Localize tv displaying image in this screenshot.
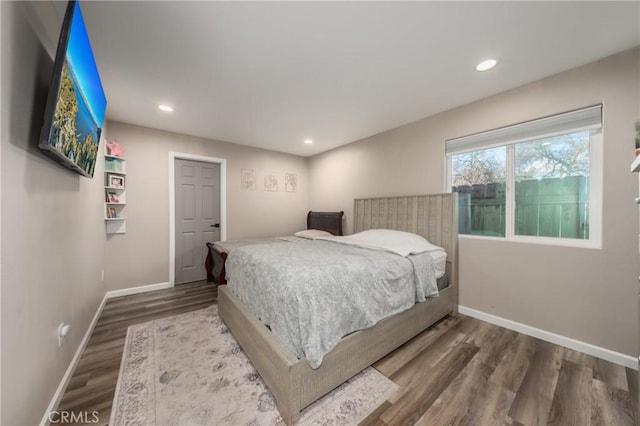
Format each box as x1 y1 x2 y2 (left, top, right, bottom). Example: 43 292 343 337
39 0 106 178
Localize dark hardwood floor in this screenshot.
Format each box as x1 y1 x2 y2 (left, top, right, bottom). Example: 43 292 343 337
56 281 217 425
56 283 636 426
367 315 636 426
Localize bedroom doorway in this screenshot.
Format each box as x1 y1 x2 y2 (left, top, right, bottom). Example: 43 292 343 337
170 153 226 285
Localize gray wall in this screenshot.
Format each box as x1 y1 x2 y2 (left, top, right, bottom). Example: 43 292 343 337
103 121 309 291
309 48 640 357
1 2 107 425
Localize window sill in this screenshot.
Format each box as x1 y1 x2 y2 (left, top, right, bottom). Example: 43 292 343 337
458 233 602 250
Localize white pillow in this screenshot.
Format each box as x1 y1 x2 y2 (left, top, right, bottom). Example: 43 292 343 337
321 229 444 257
294 229 333 239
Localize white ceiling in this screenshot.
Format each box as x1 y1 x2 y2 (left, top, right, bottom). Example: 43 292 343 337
79 1 640 157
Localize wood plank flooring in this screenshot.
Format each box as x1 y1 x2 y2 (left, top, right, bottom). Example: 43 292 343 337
367 315 637 426
55 283 637 426
55 281 217 425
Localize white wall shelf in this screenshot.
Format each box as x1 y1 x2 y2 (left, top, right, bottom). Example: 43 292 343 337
104 146 127 234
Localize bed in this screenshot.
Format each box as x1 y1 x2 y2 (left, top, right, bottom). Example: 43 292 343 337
218 193 458 424
205 211 344 284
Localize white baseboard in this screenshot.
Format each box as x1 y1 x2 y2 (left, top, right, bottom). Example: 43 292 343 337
106 281 172 299
39 294 109 426
458 306 637 370
40 281 173 425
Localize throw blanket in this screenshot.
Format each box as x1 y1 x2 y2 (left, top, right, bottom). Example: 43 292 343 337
226 238 437 369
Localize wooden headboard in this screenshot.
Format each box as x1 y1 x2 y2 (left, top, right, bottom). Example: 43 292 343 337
307 211 344 236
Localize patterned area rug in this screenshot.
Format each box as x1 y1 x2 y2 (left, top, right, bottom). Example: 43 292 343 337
110 305 398 425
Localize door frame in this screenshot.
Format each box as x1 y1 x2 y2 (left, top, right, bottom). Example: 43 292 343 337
169 152 227 286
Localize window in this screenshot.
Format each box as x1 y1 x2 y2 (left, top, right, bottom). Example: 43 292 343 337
451 146 506 237
446 105 602 248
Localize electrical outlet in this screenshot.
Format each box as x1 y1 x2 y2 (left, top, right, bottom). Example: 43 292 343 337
58 323 71 347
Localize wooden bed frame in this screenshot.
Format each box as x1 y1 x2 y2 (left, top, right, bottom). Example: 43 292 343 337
204 244 228 284
205 211 344 284
218 194 458 424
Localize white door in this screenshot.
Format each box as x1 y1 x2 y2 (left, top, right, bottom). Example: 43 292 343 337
175 159 221 284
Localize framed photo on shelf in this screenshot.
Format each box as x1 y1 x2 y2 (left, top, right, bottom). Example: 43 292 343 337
108 174 124 188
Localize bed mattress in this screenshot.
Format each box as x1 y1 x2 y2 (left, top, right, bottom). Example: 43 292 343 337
226 237 443 368
214 235 448 279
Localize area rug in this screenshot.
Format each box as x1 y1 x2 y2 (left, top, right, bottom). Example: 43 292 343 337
110 305 398 425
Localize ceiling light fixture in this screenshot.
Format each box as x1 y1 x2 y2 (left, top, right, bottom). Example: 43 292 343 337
304 139 313 145
476 59 497 72
158 104 174 112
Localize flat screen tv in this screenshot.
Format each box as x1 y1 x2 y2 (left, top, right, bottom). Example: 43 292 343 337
39 0 106 178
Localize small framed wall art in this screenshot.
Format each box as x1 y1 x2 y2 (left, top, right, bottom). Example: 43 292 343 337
265 173 278 192
241 168 256 191
285 173 297 193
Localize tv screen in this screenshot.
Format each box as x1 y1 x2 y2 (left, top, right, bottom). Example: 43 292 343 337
39 0 107 178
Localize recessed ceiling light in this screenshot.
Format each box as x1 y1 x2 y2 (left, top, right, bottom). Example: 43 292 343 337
304 139 313 145
476 59 497 72
158 104 174 112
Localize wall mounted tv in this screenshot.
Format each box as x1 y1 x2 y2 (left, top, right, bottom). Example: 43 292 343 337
39 0 106 178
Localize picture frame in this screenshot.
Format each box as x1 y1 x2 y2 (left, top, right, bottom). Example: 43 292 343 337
285 173 297 193
241 168 256 191
108 174 124 188
265 172 278 192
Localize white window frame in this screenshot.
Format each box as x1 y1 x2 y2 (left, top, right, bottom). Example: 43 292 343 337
445 105 603 249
